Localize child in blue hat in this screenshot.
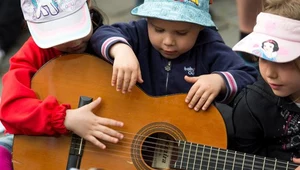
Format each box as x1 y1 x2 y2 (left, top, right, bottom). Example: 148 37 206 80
91 0 258 111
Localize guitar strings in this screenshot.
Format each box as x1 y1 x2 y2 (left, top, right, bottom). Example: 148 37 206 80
71 143 296 170
72 133 293 168
68 133 296 169
71 144 295 170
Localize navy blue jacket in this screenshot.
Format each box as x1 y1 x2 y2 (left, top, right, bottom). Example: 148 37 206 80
91 19 258 103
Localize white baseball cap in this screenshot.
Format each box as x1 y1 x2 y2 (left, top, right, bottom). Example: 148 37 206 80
233 12 300 63
21 0 92 48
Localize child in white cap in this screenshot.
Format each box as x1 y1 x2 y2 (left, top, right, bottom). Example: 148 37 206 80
91 0 258 111
232 0 300 167
0 2 124 168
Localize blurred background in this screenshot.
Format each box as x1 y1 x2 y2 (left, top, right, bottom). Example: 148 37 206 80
0 0 239 90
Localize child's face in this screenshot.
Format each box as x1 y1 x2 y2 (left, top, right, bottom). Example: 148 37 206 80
147 18 203 59
259 58 300 99
53 28 93 53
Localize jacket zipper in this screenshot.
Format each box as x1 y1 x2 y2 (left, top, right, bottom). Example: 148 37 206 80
164 61 172 93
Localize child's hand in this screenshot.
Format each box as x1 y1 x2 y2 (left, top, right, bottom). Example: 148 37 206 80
110 43 143 93
293 157 300 170
64 97 124 149
184 74 226 111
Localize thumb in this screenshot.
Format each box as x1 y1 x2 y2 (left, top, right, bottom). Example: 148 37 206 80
83 97 101 110
137 69 144 83
184 75 198 84
293 157 300 164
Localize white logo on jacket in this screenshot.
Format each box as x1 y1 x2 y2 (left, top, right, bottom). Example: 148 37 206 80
184 66 195 76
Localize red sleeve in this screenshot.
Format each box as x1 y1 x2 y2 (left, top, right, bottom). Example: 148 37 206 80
0 37 71 135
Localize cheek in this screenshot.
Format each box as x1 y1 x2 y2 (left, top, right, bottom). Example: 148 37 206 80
53 30 92 52
258 61 266 74
148 30 161 48
177 36 197 52
283 73 300 97
53 45 66 52
286 68 300 86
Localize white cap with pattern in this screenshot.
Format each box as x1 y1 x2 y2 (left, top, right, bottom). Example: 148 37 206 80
21 0 92 48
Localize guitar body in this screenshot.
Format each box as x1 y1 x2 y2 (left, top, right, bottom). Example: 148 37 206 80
12 54 227 170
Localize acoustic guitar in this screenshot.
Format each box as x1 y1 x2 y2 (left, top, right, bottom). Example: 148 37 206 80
12 54 297 170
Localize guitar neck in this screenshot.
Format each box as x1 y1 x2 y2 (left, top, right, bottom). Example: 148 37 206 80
172 140 298 170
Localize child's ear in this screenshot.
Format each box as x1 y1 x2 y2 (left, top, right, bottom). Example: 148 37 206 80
209 0 213 4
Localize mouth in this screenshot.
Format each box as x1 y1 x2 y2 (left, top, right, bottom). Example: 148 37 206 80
163 50 177 55
70 45 83 51
69 44 87 53
269 83 283 90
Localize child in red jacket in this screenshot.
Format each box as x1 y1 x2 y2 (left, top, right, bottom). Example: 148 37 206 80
0 0 124 161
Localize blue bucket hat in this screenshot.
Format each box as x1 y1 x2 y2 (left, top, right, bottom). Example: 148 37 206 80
131 0 216 28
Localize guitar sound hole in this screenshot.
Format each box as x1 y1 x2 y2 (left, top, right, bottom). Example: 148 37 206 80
141 132 178 169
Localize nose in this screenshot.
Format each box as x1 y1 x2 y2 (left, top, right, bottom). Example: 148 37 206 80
163 34 175 46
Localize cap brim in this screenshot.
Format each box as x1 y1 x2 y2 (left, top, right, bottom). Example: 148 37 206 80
27 3 92 49
131 2 216 28
233 32 300 63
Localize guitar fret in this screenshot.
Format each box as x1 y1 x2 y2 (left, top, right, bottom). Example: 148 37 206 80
274 158 277 170
264 156 279 169
181 141 188 169
263 157 266 169
173 140 182 169
264 156 275 169
223 150 228 170
252 155 256 170
253 154 264 169
195 143 202 169
180 141 186 169
232 151 237 170
200 145 205 169
206 146 212 169
214 148 220 170
69 134 85 155
223 149 238 169
241 153 246 170
234 150 246 169
242 154 253 169
193 144 198 170
186 141 192 169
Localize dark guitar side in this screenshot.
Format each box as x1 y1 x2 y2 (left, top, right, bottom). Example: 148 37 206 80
12 54 227 170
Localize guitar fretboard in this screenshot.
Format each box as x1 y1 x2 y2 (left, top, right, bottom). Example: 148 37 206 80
173 141 298 170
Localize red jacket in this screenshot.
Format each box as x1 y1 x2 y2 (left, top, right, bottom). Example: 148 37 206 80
0 37 71 135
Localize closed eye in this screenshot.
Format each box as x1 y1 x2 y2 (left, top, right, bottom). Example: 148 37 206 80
155 28 164 33
176 31 188 36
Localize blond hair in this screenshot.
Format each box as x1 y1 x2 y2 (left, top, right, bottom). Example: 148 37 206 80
263 0 300 20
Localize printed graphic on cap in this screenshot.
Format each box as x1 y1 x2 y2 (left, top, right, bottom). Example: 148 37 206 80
174 0 199 5
32 0 60 19
252 39 279 61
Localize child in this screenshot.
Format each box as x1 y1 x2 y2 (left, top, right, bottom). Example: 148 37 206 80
0 0 124 156
232 0 300 164
91 0 258 111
